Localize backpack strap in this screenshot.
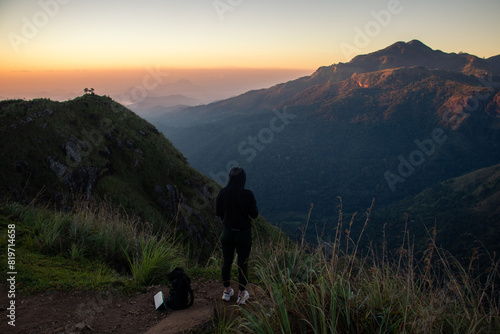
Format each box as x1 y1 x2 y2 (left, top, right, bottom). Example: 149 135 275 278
181 275 194 307
187 284 194 307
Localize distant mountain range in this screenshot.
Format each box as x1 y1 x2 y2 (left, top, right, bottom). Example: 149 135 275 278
114 79 204 117
152 40 500 124
150 40 500 256
128 94 201 117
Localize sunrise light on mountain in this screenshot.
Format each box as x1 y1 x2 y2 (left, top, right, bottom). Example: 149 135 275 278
1 0 499 101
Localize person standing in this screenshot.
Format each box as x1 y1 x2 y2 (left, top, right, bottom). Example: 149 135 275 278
215 167 258 304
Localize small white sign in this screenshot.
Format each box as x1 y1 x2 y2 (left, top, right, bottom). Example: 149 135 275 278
154 291 167 311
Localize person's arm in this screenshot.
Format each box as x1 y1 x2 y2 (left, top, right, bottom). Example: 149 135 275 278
247 191 258 219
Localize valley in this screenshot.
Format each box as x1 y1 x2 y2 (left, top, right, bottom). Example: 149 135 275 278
147 40 500 258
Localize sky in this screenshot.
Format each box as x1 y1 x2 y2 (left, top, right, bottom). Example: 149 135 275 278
1 0 499 102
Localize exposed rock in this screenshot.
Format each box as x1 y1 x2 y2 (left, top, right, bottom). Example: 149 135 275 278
20 116 33 124
486 91 500 117
46 155 67 179
125 139 134 150
155 184 181 218
62 165 99 199
166 184 180 212
61 140 82 164
45 155 100 199
71 321 94 333
132 159 140 169
175 183 217 249
176 213 209 247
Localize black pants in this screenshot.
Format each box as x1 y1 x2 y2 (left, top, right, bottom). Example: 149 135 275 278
221 226 252 291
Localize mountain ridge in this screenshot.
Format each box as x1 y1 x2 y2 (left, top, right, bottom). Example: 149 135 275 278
160 40 500 126
150 40 500 256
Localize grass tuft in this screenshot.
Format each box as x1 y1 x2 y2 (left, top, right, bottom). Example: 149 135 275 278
126 234 183 286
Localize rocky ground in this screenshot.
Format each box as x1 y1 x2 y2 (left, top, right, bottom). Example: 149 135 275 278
0 280 252 334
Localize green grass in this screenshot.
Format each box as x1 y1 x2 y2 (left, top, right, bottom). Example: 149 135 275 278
0 199 186 292
126 234 184 286
11 252 127 293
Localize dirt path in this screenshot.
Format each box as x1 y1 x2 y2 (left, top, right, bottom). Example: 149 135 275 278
0 280 238 334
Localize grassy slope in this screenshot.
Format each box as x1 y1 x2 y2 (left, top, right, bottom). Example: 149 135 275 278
0 95 200 215
0 95 225 259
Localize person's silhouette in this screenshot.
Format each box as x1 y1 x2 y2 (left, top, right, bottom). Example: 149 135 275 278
215 167 258 304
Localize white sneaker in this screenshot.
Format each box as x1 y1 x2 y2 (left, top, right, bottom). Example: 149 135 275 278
237 290 249 305
222 288 234 301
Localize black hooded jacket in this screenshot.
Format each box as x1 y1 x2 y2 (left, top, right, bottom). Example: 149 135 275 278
215 168 258 230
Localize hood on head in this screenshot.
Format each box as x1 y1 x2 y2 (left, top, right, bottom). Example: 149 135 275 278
227 167 246 188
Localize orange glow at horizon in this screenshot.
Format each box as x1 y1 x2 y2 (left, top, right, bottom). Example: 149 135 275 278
1 46 330 73
1 0 499 101
0 66 315 102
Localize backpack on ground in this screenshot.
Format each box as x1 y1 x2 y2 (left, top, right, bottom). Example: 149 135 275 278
166 267 194 310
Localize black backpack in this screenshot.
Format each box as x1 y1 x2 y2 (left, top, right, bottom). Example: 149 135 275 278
166 267 194 310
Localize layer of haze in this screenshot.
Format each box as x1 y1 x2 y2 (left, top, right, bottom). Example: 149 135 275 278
0 67 312 104
1 0 499 102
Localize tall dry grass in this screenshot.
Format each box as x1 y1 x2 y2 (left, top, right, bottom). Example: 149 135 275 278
238 199 500 333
